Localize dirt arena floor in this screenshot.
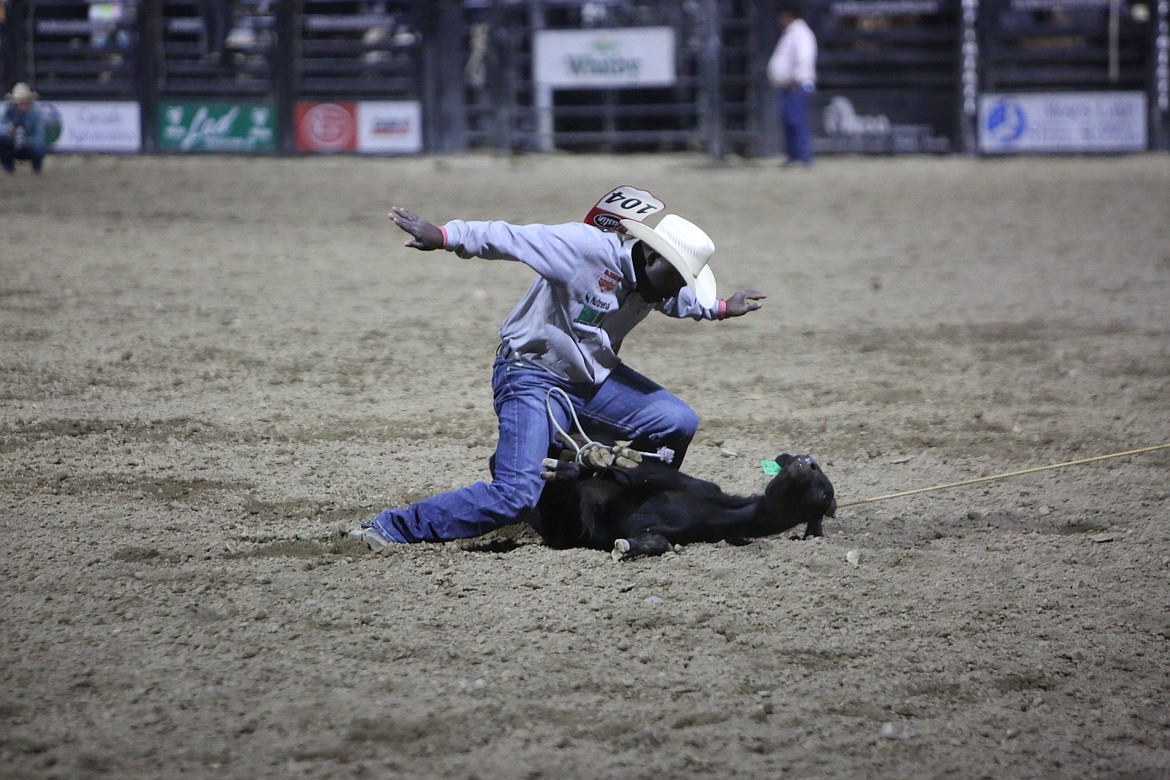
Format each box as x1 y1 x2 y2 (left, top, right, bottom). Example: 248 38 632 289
2 151 1169 779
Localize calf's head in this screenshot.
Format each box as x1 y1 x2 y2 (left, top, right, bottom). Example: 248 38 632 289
761 453 836 538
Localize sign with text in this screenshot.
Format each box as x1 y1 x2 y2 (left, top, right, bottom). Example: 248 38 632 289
158 102 276 153
294 101 420 154
295 101 358 152
355 101 422 154
41 101 141 152
534 27 676 89
814 91 956 154
979 92 1147 153
829 0 943 15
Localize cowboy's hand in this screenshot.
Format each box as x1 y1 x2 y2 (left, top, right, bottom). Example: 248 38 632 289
724 290 767 317
389 206 444 251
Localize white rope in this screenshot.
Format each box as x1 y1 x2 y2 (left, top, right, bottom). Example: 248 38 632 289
838 443 1170 509
544 387 674 465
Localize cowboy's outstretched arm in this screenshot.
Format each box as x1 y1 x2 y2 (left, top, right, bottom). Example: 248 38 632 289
389 206 444 251
723 290 767 317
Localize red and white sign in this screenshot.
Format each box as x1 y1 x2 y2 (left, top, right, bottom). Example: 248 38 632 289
294 100 422 155
295 101 357 152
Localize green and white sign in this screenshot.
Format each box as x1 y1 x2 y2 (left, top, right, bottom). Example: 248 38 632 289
158 102 276 153
533 28 676 89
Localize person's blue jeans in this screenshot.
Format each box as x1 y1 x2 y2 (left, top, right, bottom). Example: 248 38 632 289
0 138 46 173
779 84 814 165
369 356 699 543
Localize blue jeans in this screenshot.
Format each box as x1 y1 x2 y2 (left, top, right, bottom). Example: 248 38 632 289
369 356 699 543
779 85 814 165
0 138 46 173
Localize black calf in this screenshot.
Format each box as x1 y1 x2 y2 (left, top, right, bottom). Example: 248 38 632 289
528 452 837 560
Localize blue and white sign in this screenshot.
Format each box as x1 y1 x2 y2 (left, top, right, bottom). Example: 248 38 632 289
43 101 141 152
534 28 676 89
979 92 1147 153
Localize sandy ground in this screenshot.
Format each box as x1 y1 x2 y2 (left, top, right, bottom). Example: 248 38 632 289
1 151 1169 779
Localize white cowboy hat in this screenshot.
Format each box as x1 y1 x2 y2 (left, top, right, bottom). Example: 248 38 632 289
5 83 38 102
620 214 718 308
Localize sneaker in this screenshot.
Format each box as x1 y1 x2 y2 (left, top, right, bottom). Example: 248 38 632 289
346 521 392 552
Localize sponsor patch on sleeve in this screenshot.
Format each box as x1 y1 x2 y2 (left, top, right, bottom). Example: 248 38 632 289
597 268 622 293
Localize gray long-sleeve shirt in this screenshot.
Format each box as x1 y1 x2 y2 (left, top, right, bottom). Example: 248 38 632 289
441 219 717 385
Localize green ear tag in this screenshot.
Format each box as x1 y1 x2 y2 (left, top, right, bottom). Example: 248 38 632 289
760 460 781 476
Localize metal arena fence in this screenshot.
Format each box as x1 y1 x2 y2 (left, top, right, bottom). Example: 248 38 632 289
1 0 1166 157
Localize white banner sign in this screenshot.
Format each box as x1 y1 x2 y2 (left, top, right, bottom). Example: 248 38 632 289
44 101 141 152
979 92 1147 153
534 27 676 89
356 101 422 154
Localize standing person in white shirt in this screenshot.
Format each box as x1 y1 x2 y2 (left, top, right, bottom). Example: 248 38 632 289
767 2 818 167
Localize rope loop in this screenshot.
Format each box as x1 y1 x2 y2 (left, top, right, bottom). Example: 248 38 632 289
545 387 674 466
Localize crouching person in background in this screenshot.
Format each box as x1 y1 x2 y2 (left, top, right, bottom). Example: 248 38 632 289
1 83 48 175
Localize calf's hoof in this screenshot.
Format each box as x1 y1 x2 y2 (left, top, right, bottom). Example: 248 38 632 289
540 458 582 482
611 538 631 562
612 446 642 469
582 448 615 470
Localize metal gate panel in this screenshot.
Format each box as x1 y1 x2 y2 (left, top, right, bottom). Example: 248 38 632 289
981 0 1151 90
459 0 760 155
807 0 963 154
25 0 139 98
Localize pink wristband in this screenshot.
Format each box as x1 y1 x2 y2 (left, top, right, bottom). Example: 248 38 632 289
439 225 449 248
717 299 727 320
